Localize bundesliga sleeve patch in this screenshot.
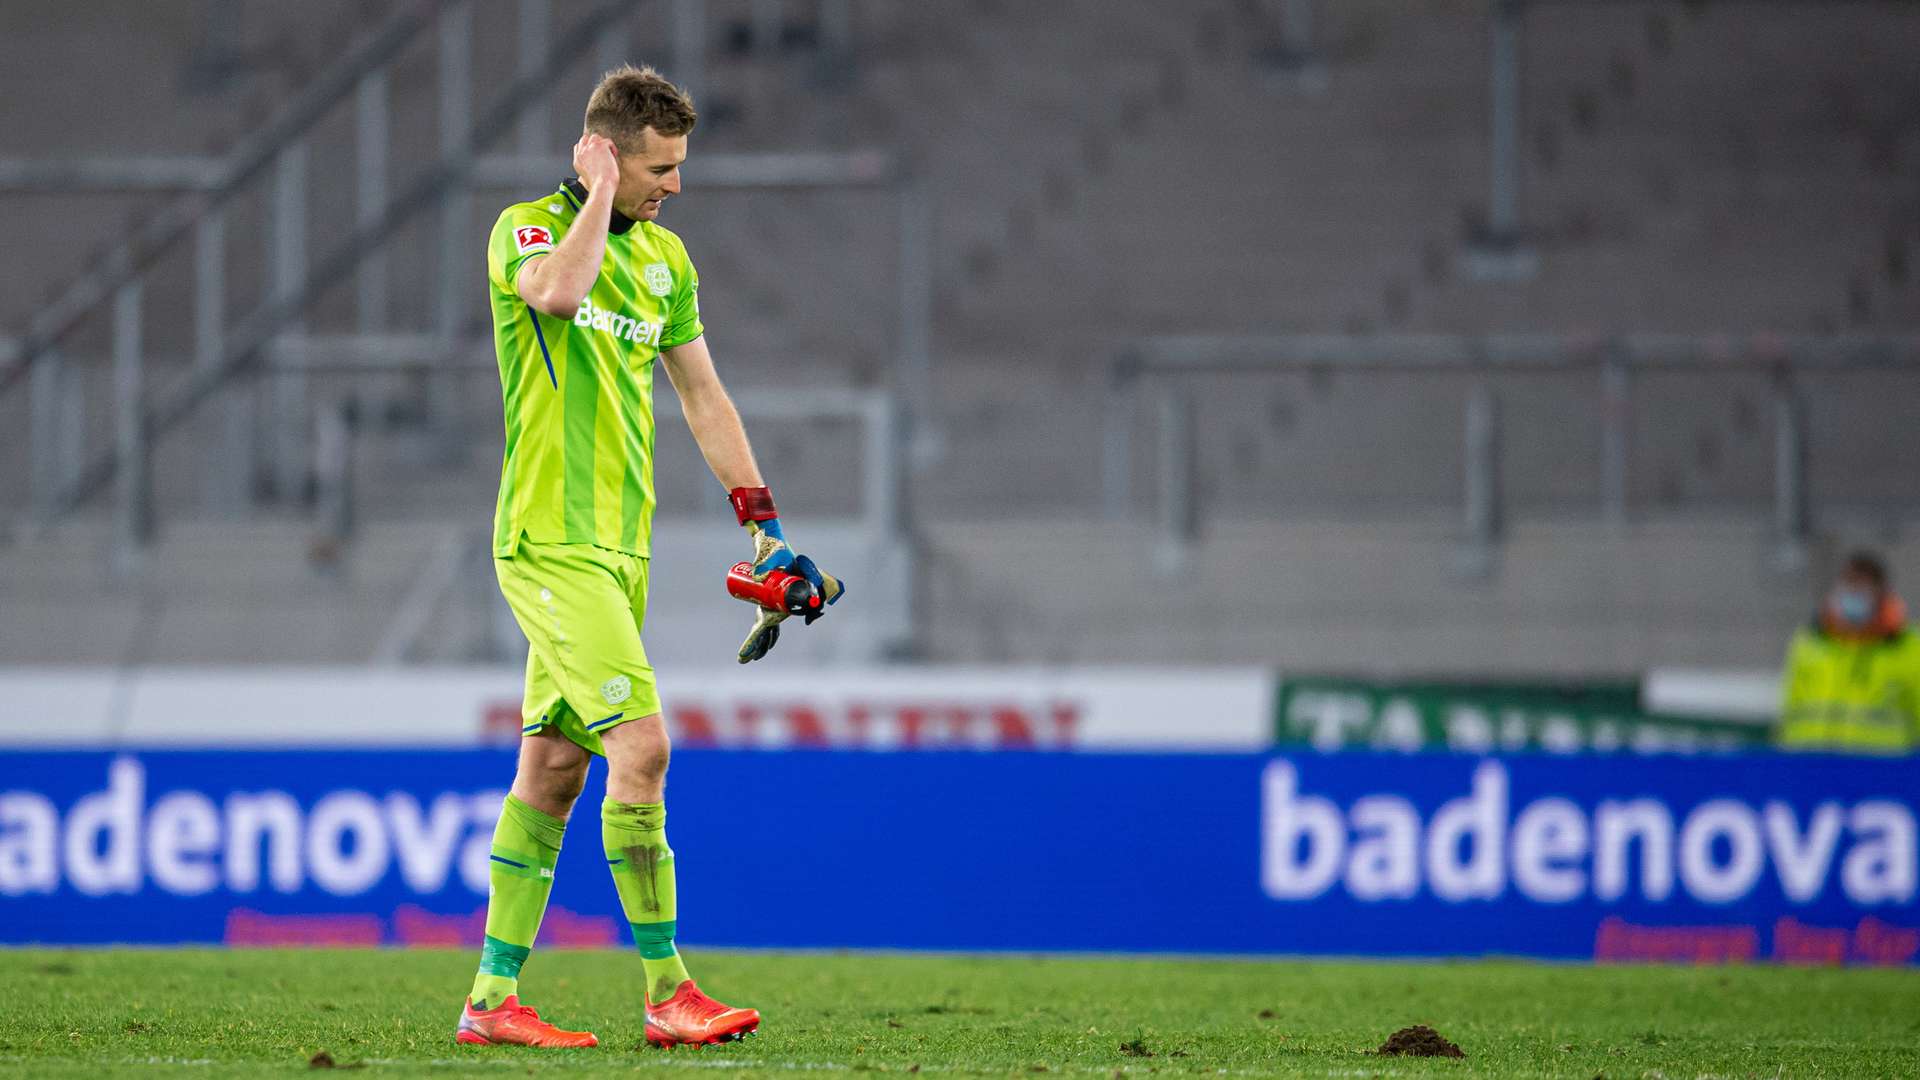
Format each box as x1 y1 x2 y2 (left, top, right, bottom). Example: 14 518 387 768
514 225 554 254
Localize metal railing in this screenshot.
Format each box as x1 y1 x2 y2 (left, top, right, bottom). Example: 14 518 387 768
2 0 922 571
1106 333 1920 573
1464 0 1880 281
298 352 903 664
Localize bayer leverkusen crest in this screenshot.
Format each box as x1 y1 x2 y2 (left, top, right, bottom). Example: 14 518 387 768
643 262 672 297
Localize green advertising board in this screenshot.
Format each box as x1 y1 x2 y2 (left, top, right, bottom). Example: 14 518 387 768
1274 677 1770 753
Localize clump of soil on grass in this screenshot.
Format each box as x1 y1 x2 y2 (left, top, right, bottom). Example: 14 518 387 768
309 1051 337 1069
1377 1025 1464 1058
1118 1037 1153 1057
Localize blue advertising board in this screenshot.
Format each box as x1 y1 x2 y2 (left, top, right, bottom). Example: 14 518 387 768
3 749 1916 963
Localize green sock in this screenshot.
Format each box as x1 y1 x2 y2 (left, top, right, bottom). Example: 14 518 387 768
469 794 566 1009
603 799 691 1003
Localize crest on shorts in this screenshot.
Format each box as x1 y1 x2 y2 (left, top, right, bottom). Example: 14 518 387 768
514 225 553 254
642 262 672 297
600 675 632 706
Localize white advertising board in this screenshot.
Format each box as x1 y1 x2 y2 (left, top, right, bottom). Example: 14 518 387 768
0 666 1273 751
1642 668 1779 722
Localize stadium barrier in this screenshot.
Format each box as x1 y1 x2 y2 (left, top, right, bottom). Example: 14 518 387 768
1274 676 1767 752
0 667 1768 752
4 748 1914 963
0 667 1272 750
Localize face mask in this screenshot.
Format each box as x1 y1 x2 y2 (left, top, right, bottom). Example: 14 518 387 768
1832 587 1878 626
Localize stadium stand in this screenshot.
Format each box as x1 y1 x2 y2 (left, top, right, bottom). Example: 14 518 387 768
1 0 1916 670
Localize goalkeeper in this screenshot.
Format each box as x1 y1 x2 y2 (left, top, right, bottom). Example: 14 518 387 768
456 65 842 1050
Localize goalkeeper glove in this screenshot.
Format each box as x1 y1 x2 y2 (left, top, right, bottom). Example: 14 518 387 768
737 605 786 664
728 486 847 663
789 554 846 623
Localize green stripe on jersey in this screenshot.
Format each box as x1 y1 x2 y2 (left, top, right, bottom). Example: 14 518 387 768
493 312 529 556
484 185 703 559
603 243 654 552
562 326 598 540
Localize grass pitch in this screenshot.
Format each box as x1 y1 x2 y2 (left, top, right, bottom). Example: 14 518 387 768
4 948 1919 1078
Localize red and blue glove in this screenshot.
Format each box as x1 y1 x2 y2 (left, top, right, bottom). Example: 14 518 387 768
728 486 846 663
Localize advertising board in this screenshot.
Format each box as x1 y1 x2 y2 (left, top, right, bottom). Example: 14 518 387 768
5 749 1914 963
0 667 1271 750
1274 677 1767 753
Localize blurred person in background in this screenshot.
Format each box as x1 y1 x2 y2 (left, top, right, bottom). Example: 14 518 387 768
1777 551 1920 753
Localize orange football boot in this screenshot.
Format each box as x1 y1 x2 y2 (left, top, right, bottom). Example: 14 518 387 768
456 995 599 1048
644 980 761 1047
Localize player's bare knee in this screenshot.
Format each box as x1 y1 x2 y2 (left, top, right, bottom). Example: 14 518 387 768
512 757 588 817
601 716 671 799
631 743 670 784
512 731 592 816
615 730 670 781
549 760 591 803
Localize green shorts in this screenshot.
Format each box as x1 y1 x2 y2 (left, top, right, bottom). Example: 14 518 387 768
495 537 661 757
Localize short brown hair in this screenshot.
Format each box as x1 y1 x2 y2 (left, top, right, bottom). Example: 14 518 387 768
584 65 696 149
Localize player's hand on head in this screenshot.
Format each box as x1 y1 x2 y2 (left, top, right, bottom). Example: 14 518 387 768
573 132 620 195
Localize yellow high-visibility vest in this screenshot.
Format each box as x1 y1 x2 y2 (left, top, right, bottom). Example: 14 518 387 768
1777 622 1920 753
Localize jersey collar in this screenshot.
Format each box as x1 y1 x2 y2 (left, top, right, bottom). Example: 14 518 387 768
561 177 639 235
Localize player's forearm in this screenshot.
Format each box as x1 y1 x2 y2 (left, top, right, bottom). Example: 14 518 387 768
517 188 614 317
681 388 765 490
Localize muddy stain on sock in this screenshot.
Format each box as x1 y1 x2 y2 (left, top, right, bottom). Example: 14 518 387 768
620 843 672 914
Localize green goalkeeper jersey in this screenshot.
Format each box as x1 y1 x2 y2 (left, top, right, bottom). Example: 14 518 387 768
486 180 703 559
